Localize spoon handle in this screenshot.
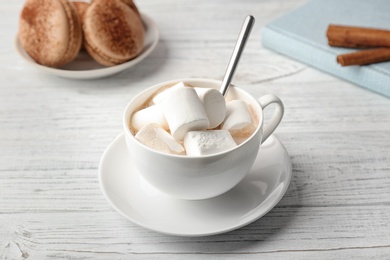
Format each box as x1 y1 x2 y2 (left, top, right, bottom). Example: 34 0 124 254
220 15 255 96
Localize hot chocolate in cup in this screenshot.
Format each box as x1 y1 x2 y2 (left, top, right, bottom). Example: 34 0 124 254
123 78 284 200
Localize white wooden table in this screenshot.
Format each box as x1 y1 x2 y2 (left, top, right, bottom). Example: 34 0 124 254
1 0 390 259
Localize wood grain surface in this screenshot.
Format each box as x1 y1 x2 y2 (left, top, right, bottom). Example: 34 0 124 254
1 0 390 259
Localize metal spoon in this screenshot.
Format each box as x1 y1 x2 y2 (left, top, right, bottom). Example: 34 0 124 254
220 15 255 96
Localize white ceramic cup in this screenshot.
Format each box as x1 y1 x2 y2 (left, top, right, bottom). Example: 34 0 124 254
123 78 284 200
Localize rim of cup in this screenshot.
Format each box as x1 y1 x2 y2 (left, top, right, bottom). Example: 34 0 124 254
123 78 264 158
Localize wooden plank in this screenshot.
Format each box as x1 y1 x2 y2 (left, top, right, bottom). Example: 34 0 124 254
1 206 390 259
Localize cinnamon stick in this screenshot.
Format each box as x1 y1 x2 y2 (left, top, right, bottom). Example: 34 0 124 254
327 40 371 49
337 48 390 66
327 24 390 48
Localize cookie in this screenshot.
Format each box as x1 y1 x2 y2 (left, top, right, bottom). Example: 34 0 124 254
83 0 145 66
18 0 82 67
119 0 141 17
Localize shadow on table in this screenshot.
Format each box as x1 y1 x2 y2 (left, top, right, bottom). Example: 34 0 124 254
175 169 303 253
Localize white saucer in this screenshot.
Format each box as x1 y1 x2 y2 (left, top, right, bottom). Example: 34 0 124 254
15 14 159 80
98 133 292 237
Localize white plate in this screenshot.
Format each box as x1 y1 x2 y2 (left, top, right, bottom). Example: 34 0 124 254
15 14 159 79
98 133 292 237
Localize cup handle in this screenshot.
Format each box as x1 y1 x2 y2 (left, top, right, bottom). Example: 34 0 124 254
257 94 284 144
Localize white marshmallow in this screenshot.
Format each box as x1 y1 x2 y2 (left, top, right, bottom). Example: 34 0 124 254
194 87 226 129
153 83 226 128
184 130 237 156
162 85 209 140
135 123 185 155
131 104 168 132
221 100 253 130
152 82 186 104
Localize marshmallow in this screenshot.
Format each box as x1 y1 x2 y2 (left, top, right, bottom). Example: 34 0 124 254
135 123 185 155
153 83 226 129
184 130 237 156
131 104 168 132
152 82 185 104
221 100 253 130
194 87 226 129
161 85 209 140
